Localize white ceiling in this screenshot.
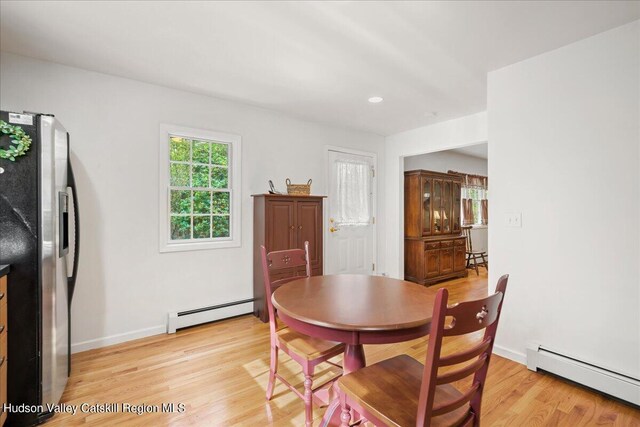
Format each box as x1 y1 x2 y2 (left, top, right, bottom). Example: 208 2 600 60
450 144 488 160
1 1 638 135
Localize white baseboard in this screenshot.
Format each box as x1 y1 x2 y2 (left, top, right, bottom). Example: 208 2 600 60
493 344 527 365
71 325 165 354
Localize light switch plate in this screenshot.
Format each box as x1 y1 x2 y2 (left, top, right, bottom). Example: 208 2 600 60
505 212 522 227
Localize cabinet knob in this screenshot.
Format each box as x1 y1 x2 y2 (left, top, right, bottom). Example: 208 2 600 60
298 225 303 230
0 292 4 300
290 225 295 230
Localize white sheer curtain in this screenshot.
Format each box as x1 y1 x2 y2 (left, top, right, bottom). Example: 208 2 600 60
332 159 371 226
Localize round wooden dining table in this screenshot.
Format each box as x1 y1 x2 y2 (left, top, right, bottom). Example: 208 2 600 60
272 274 439 427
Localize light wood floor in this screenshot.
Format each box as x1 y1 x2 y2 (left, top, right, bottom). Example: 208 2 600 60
45 270 639 426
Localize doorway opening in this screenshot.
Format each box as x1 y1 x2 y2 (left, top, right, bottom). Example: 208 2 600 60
402 143 488 284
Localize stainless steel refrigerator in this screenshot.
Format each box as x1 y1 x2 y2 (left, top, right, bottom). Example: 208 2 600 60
0 111 79 426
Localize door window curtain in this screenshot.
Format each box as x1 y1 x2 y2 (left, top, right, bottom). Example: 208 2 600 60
449 171 488 225
332 159 371 226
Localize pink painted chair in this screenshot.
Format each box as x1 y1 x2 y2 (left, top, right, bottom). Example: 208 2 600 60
338 274 509 427
261 242 344 427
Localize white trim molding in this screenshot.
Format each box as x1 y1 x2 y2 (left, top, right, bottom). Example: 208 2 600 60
159 123 242 252
493 344 527 365
71 325 165 353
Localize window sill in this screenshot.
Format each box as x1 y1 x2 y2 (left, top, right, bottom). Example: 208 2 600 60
159 239 241 253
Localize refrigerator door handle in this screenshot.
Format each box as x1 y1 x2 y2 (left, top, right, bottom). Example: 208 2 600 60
58 191 69 257
67 155 80 303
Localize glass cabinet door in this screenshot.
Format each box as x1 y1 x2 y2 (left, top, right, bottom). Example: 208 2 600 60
422 177 431 235
452 181 461 233
443 180 452 233
433 180 442 234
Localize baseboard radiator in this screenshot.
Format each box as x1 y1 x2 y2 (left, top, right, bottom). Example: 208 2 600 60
167 298 254 334
526 344 640 406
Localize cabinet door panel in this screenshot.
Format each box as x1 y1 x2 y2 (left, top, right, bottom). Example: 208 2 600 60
433 180 442 234
442 181 452 233
266 200 295 251
422 177 432 236
296 201 322 266
440 248 453 274
425 249 440 278
452 181 461 233
454 245 466 271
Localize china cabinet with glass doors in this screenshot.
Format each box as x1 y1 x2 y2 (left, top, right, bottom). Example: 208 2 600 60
404 170 467 285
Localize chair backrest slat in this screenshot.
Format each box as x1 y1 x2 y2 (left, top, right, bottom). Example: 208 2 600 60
260 242 311 338
462 225 473 252
431 383 480 417
416 274 509 426
436 354 487 385
439 337 492 367
443 292 503 336
266 249 308 270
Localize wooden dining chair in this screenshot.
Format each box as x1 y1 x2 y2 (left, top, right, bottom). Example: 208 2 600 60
261 242 344 427
462 226 488 276
337 274 509 427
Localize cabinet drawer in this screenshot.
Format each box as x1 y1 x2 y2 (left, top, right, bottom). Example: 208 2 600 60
454 238 466 246
440 240 453 248
425 242 440 250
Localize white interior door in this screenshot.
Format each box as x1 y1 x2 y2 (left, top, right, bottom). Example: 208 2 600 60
325 149 376 275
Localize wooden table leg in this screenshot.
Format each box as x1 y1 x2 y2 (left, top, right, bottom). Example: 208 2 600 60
320 344 366 427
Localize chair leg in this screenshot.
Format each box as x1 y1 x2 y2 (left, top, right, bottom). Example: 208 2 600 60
473 255 479 275
481 254 488 271
340 395 351 427
266 346 278 400
303 365 314 427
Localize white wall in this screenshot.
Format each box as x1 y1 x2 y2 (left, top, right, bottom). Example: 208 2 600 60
403 149 488 176
404 149 488 252
0 52 385 351
488 21 639 377
384 112 488 279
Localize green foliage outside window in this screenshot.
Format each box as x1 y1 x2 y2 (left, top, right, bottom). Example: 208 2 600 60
192 165 209 187
169 136 231 241
212 216 230 238
170 216 191 240
170 163 189 186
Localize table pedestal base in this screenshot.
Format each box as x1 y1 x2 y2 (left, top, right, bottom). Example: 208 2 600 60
320 344 366 427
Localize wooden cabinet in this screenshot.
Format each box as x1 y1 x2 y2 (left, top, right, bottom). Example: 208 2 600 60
0 272 7 426
405 170 467 285
253 194 325 322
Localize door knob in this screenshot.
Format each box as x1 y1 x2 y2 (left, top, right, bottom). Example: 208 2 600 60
329 226 339 233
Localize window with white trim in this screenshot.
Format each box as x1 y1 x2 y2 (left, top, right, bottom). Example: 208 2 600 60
159 124 241 252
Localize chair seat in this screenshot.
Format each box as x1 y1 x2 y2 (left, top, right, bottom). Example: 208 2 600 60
276 328 344 361
467 250 486 255
338 355 471 427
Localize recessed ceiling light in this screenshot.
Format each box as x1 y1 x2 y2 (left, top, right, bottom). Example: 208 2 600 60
368 96 383 104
